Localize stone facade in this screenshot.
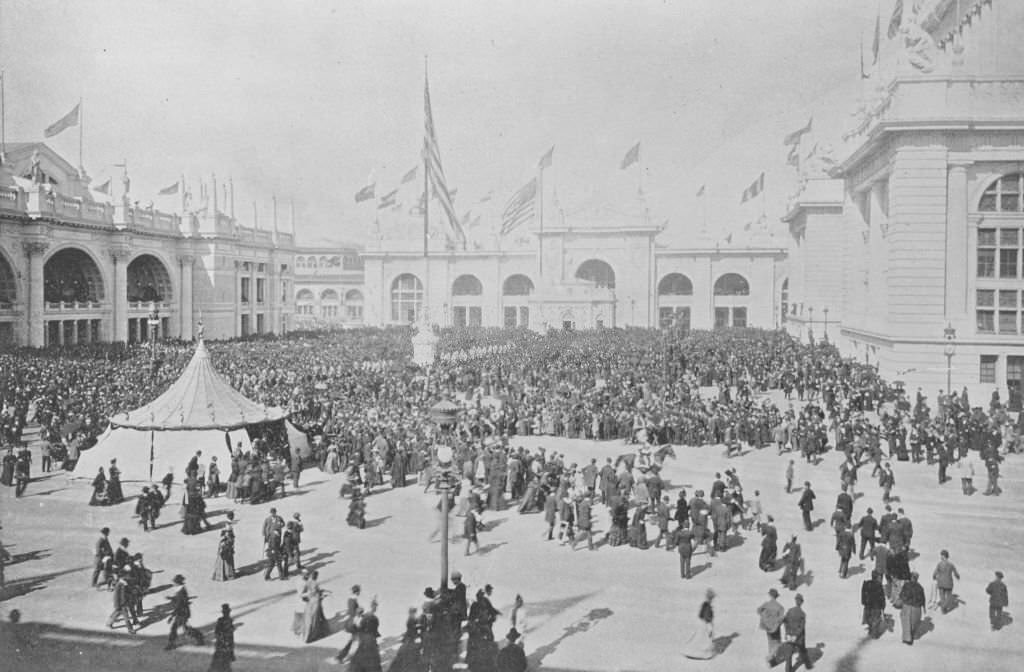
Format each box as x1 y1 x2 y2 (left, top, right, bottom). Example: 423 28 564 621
293 247 365 328
0 142 295 346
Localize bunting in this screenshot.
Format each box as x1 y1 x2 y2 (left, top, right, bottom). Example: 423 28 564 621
740 172 764 203
378 189 398 209
538 145 554 169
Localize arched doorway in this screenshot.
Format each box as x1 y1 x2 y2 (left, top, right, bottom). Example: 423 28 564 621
391 273 423 323
657 272 693 329
295 289 315 316
451 274 483 327
320 289 340 320
43 247 106 346
575 259 615 289
502 274 533 328
0 251 17 345
713 272 750 328
126 254 174 343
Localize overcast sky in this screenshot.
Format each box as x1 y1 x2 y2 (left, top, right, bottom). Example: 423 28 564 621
1 0 888 246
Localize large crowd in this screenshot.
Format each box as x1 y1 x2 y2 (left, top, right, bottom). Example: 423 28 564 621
2 325 1022 671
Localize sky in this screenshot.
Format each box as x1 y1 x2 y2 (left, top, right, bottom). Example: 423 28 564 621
0 0 892 247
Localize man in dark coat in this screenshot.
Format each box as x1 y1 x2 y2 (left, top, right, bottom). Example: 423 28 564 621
898 572 927 645
861 570 886 638
574 495 594 551
165 574 203 650
106 569 136 634
837 525 856 579
495 629 528 672
675 525 694 579
782 593 814 671
797 482 816 532
987 570 1009 630
835 484 853 526
854 507 878 559
92 527 113 588
759 516 779 571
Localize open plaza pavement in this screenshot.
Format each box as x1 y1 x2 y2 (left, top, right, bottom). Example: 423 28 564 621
2 412 1023 672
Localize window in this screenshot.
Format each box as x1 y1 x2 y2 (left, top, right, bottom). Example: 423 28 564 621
453 306 467 328
732 307 747 328
997 290 1021 334
976 225 1024 333
658 273 693 296
977 229 996 278
504 307 517 328
519 306 529 328
391 274 423 323
452 275 483 296
979 173 1024 212
714 307 729 329
469 306 482 327
256 278 265 304
240 277 250 304
713 273 749 296
980 355 998 384
977 289 995 333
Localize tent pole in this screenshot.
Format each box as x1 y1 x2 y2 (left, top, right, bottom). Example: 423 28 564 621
149 431 154 482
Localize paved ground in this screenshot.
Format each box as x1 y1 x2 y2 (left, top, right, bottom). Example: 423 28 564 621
2 421 1023 671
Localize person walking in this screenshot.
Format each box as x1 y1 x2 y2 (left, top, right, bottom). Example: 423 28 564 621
757 588 786 662
675 525 694 579
759 515 778 572
785 460 795 494
861 570 886 638
986 570 1009 630
92 527 114 589
898 572 927 645
683 588 716 660
165 574 203 650
854 508 878 560
263 525 286 581
782 535 803 591
782 593 814 671
574 495 594 551
106 569 137 634
797 483 815 532
209 603 236 672
837 525 856 579
212 523 236 582
653 495 672 550
932 549 960 613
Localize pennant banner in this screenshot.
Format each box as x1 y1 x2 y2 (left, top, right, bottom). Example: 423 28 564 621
158 181 179 196
620 142 640 169
354 183 375 203
93 179 111 195
378 189 398 209
401 166 418 184
783 117 813 146
740 172 764 203
538 145 554 169
43 103 80 138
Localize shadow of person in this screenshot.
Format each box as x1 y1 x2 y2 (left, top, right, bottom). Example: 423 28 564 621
712 631 739 655
364 516 392 528
916 616 935 639
846 565 867 578
808 641 827 665
690 562 713 578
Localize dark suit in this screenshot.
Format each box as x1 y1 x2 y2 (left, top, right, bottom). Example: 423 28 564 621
798 488 815 531
92 535 113 586
782 604 813 671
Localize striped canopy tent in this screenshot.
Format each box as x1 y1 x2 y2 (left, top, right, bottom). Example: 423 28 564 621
74 340 289 482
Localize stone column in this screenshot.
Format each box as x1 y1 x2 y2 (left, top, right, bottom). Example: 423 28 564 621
110 249 131 343
233 260 241 337
249 262 257 333
946 162 971 323
177 254 194 340
21 241 49 347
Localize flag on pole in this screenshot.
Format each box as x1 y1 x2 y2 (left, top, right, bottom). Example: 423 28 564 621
783 117 813 146
696 184 706 198
887 0 904 39
378 188 398 209
740 172 764 203
872 12 881 64
620 142 640 169
93 178 111 194
860 33 870 79
538 145 554 169
401 166 418 184
43 103 80 138
158 181 179 195
424 74 466 246
500 177 537 235
354 183 375 203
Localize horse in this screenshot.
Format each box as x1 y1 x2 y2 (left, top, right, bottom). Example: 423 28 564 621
615 444 677 472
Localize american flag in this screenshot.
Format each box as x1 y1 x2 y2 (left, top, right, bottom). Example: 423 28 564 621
501 177 537 236
423 75 466 247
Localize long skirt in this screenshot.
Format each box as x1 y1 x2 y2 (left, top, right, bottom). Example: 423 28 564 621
606 522 628 547
683 619 715 659
302 596 328 643
900 604 921 643
212 553 235 581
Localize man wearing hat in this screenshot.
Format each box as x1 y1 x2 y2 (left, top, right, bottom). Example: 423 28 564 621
797 482 815 532
495 629 527 672
757 588 785 660
106 566 136 634
209 603 236 671
986 571 1008 630
92 527 113 589
782 593 813 670
165 574 203 650
897 571 927 645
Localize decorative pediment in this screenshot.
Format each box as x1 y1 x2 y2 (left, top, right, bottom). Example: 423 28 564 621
2 142 81 194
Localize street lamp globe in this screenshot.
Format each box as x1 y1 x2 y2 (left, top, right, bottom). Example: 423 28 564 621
436 444 453 466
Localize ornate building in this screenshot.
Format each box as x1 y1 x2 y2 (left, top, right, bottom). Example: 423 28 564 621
0 142 295 347
292 246 365 328
787 0 1024 409
362 197 787 331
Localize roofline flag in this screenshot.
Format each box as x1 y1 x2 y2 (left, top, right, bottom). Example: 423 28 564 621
424 71 466 247
94 178 111 194
696 184 706 198
378 188 398 209
158 181 179 195
872 11 881 64
354 183 375 203
500 177 538 236
401 166 418 184
43 103 80 138
783 117 813 146
740 172 764 203
887 0 904 40
538 145 554 169
620 142 640 169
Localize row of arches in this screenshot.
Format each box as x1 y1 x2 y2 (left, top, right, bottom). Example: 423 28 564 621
0 248 175 305
295 288 364 320
657 272 750 296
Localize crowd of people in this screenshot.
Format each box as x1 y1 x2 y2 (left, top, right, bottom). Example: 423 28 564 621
2 324 1021 670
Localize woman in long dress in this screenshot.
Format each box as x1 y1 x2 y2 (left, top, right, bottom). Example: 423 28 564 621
606 495 629 547
388 608 423 672
89 467 107 506
106 460 124 504
628 504 649 549
350 600 383 672
301 570 329 643
211 525 235 581
683 589 716 660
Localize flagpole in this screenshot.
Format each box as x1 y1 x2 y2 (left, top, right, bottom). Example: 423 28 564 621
78 97 84 174
538 162 544 279
0 70 6 162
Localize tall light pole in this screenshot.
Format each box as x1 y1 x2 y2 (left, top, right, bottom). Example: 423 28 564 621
822 307 830 344
944 323 957 395
807 306 815 343
435 443 454 590
148 300 160 371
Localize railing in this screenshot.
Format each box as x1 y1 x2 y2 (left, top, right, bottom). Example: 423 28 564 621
0 186 24 210
127 301 171 311
44 301 103 312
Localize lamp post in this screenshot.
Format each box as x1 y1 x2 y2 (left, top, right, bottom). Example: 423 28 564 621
822 307 830 344
147 301 160 370
429 398 460 591
807 306 815 343
944 323 957 395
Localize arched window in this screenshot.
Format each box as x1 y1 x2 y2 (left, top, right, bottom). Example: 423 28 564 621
452 274 483 296
296 256 305 268
391 273 423 323
44 248 105 303
658 273 693 296
308 257 318 268
575 259 615 289
0 252 18 305
295 288 315 316
320 289 339 302
320 289 340 319
714 273 750 296
502 274 534 296
127 254 173 304
345 289 364 322
979 173 1024 212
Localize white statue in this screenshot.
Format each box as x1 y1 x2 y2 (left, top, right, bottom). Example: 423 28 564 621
901 9 937 73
